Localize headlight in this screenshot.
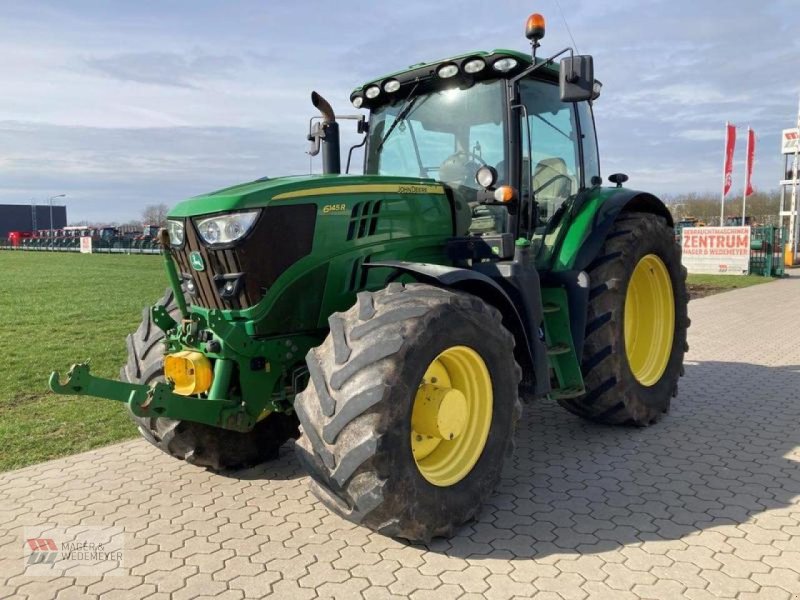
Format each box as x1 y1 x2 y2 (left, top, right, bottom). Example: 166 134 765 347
166 219 185 246
365 85 380 99
464 58 486 74
493 57 518 72
475 165 498 189
383 79 400 93
437 63 459 79
352 95 364 108
194 210 260 246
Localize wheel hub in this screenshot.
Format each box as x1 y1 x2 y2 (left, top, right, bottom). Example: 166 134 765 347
410 346 493 487
412 384 468 440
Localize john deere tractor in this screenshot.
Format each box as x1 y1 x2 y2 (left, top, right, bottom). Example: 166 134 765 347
51 13 688 542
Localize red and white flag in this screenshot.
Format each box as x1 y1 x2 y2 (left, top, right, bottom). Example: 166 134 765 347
722 122 736 198
744 128 755 197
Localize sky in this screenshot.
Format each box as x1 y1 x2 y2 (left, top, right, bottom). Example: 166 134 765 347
0 0 798 223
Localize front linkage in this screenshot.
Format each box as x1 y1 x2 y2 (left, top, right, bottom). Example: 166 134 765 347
49 231 313 433
49 362 254 431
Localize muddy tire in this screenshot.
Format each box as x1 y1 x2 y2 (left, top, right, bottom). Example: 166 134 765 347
294 283 522 542
558 212 689 425
121 288 298 470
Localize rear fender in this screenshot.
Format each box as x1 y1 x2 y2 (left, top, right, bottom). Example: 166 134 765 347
552 187 673 273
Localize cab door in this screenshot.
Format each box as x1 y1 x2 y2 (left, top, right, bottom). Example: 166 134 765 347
518 78 600 233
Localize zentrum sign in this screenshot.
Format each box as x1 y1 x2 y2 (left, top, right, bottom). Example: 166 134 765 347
681 226 751 275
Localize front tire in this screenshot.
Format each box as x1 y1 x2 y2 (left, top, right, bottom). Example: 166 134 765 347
558 212 689 425
121 288 298 470
294 283 522 542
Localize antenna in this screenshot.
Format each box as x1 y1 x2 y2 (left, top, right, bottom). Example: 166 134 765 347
553 0 580 53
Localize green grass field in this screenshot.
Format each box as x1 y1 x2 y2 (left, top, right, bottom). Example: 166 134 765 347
0 252 166 471
686 273 774 298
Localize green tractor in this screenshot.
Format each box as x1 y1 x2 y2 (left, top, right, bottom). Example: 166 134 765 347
50 13 688 542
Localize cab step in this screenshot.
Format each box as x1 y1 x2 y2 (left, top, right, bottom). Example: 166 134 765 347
546 343 571 356
541 286 585 400
548 386 586 400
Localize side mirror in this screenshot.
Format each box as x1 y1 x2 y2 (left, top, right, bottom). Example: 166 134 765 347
307 121 323 157
559 55 594 102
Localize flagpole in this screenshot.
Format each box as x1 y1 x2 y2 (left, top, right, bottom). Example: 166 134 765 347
720 122 728 226
789 94 800 264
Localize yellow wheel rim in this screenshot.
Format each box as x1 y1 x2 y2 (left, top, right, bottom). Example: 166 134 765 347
624 254 675 386
411 346 493 487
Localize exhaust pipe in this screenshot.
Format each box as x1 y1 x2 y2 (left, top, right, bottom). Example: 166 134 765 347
311 91 341 175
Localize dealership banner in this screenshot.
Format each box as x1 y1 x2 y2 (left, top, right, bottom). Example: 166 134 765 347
722 123 736 197
744 128 755 197
782 128 798 154
681 226 751 275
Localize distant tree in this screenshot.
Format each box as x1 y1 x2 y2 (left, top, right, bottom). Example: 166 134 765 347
141 204 170 226
665 189 781 226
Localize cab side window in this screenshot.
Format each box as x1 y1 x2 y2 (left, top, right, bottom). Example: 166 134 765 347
577 101 600 185
519 79 579 223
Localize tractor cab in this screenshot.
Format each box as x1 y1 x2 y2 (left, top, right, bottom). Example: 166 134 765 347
141 224 160 239
350 30 599 261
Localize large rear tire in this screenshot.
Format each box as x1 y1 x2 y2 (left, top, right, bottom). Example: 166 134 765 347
558 212 689 425
121 288 298 470
294 283 522 542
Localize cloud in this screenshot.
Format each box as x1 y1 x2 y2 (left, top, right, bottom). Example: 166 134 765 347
85 51 244 88
622 84 751 108
675 129 725 142
0 117 366 223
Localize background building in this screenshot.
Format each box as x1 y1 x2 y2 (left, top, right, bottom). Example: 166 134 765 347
0 204 67 239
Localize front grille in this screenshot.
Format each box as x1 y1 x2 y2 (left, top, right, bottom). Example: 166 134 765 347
173 204 317 310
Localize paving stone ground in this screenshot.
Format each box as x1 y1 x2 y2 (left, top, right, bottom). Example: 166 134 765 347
1 274 799 599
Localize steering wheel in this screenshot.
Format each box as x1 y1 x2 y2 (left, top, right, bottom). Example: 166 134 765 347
439 150 488 186
456 150 488 166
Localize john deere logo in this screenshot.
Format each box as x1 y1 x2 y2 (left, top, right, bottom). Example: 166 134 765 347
189 251 205 271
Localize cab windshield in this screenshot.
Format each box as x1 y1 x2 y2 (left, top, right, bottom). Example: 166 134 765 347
365 80 507 233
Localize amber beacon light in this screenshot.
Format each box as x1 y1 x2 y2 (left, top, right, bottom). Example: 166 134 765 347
525 13 546 42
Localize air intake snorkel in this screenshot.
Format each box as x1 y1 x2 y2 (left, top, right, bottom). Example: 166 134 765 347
309 91 341 174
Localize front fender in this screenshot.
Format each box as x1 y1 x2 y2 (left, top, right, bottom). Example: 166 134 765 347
551 187 672 273
364 260 544 395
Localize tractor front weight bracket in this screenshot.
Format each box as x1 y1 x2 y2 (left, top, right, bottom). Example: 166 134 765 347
48 363 256 432
205 309 259 355
151 304 177 335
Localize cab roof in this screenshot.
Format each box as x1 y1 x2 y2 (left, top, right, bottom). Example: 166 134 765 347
351 49 560 110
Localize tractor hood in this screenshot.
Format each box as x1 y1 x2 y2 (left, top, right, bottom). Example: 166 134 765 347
168 174 446 218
